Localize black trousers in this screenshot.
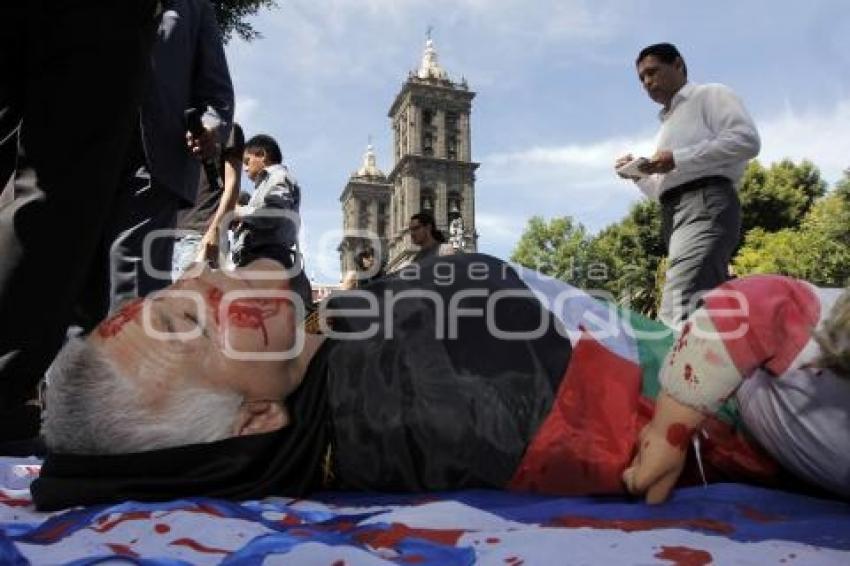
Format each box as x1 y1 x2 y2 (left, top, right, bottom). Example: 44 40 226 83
0 0 158 438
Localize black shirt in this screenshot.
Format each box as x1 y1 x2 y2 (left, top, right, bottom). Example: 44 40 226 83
176 123 244 233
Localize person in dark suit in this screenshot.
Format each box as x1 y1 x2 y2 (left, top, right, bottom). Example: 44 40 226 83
74 0 234 332
0 0 161 448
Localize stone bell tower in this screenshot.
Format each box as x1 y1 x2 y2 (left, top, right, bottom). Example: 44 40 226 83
384 37 479 268
338 143 393 274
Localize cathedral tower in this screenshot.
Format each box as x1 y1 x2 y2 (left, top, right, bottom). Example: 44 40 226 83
385 38 478 267
338 143 392 274
338 37 478 276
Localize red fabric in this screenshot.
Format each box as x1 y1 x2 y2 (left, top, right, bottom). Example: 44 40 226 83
509 334 642 495
509 333 781 496
702 275 819 377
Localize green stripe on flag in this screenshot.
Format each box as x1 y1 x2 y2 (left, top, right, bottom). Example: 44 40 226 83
620 307 742 427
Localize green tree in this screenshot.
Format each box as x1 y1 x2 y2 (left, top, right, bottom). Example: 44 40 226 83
212 0 277 43
734 191 850 287
587 200 665 316
738 159 827 234
510 216 595 288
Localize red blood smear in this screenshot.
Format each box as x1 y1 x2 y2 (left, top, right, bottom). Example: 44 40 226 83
211 288 287 346
90 511 153 533
227 302 269 345
279 513 303 526
106 543 140 558
654 545 713 566
154 523 171 534
0 491 31 507
28 518 79 543
666 423 694 451
187 502 226 518
355 523 465 549
737 504 784 523
677 323 692 352
550 516 733 535
169 537 230 555
486 537 501 544
207 288 223 324
97 298 144 338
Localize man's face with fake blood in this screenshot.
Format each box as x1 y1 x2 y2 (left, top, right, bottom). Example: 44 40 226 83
89 259 304 409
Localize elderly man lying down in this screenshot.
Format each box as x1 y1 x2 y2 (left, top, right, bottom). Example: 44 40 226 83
32 254 850 510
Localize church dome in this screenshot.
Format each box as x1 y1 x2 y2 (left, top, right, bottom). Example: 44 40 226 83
417 38 449 81
353 143 385 179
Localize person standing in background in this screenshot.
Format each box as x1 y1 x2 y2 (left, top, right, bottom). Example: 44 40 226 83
172 123 244 277
616 43 759 328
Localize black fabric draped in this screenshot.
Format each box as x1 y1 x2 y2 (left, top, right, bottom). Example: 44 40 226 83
324 254 572 491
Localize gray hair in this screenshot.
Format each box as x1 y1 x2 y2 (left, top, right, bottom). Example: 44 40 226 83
42 337 243 454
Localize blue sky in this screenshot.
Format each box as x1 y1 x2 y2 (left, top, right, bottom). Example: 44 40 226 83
223 0 850 283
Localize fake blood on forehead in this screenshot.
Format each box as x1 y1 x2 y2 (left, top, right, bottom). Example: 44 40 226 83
98 299 144 338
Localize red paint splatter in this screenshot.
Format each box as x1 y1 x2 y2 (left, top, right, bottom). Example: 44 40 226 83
683 364 693 381
186 502 226 518
105 543 140 558
0 491 32 507
227 301 270 345
505 558 524 565
355 523 466 549
666 423 694 451
207 287 224 324
654 545 713 566
403 556 425 564
737 505 784 523
90 511 153 533
677 323 692 351
97 298 144 338
154 523 171 534
169 537 230 555
703 349 725 366
28 518 80 543
209 286 289 346
549 516 733 535
486 537 501 544
279 513 303 526
331 561 346 566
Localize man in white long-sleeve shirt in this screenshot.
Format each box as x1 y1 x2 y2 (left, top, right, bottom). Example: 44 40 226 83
615 43 760 328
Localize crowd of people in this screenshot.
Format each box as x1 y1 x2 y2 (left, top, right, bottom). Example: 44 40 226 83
0 3 847 511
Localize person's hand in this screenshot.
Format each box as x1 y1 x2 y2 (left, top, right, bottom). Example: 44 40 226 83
197 228 220 266
186 126 219 161
615 154 643 180
622 393 703 504
639 150 675 175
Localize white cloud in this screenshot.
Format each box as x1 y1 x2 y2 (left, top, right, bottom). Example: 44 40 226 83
234 95 259 128
757 99 850 184
472 97 850 261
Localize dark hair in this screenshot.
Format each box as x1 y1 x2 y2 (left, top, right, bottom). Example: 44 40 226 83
244 134 282 164
410 211 446 243
354 247 375 269
636 42 687 78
